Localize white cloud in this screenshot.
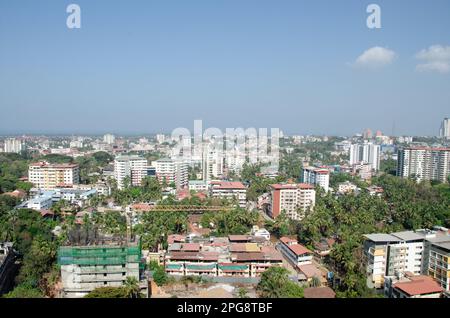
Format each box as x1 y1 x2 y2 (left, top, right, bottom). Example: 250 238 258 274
354 46 396 69
415 45 450 74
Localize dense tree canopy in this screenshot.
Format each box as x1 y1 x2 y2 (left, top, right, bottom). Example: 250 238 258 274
257 267 304 298
299 174 450 297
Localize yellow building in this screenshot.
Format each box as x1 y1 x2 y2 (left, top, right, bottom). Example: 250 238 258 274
28 161 80 189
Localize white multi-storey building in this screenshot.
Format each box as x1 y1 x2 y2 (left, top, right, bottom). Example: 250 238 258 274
440 118 450 139
397 147 450 183
156 134 166 144
224 148 246 175
153 158 188 189
69 139 83 148
103 134 115 145
364 232 426 289
337 181 358 194
28 162 80 189
27 195 53 210
114 155 148 189
349 142 380 171
188 180 208 192
268 184 316 221
3 138 23 153
301 166 330 192
202 145 224 181
210 181 247 208
362 229 450 289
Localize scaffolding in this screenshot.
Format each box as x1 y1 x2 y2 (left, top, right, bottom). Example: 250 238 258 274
58 240 143 269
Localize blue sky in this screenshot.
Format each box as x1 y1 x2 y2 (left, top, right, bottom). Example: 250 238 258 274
0 0 449 136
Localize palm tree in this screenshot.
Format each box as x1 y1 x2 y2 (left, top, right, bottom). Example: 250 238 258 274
123 276 141 298
257 266 289 298
310 276 321 288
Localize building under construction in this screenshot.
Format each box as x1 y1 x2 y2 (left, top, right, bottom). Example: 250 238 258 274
58 228 144 298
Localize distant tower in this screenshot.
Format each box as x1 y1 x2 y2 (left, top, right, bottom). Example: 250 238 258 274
363 129 373 139
440 118 450 139
3 138 23 153
103 133 115 145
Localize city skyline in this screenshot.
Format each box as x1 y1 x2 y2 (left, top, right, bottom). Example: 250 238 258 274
1 0 449 135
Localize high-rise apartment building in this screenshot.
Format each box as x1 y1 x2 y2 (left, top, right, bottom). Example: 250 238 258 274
301 166 330 192
349 142 380 171
3 138 23 153
153 158 188 189
202 145 224 181
156 134 165 144
268 184 316 221
28 161 80 189
363 128 373 139
114 155 148 189
439 118 450 139
397 147 450 183
103 134 115 145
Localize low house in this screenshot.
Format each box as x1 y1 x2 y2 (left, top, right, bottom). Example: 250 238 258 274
313 238 335 258
298 264 326 284
384 273 443 298
304 286 336 298
27 195 53 211
165 236 282 278
278 237 313 268
251 226 271 241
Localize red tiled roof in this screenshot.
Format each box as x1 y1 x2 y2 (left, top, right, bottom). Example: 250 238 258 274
167 234 185 244
289 244 312 256
270 184 298 190
168 251 219 262
280 236 298 245
304 287 336 298
270 183 315 190
297 183 315 189
314 170 330 175
228 235 251 242
298 264 323 278
180 243 200 252
213 181 246 189
30 161 79 168
394 276 443 296
234 252 282 262
40 209 54 217
229 243 248 253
